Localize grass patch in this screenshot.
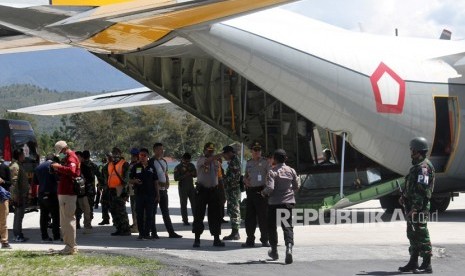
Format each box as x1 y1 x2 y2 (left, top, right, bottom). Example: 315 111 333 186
0 250 162 276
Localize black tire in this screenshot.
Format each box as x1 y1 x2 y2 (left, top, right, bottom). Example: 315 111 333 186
430 196 451 213
379 195 402 213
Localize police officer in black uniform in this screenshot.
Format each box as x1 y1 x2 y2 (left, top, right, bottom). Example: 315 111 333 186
242 142 271 248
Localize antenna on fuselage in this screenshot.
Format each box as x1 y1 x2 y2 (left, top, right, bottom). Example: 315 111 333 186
439 29 452 40
395 28 398 36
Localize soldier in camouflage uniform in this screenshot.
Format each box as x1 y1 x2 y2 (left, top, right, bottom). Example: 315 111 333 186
98 154 112 225
222 145 242 241
398 137 434 274
10 149 30 242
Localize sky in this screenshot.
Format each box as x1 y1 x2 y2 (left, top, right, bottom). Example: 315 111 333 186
3 0 465 39
288 0 465 39
1 0 464 92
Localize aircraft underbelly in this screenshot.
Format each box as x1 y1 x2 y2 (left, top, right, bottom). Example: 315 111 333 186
187 24 446 175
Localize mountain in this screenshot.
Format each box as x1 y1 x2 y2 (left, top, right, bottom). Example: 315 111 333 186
0 48 142 92
0 84 91 133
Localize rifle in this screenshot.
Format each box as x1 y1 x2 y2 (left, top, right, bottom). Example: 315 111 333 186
397 180 414 232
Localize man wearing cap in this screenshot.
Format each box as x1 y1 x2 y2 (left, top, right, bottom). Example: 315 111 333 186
106 147 131 236
192 142 225 247
261 149 299 264
128 148 140 232
174 152 197 226
222 145 242 241
51 140 80 255
242 142 271 248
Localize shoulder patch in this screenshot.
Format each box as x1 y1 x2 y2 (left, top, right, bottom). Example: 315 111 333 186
417 174 429 185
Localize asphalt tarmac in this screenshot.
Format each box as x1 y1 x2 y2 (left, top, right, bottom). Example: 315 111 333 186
6 189 465 275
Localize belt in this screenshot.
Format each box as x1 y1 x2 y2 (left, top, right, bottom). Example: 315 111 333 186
159 182 167 190
247 185 265 191
197 185 218 191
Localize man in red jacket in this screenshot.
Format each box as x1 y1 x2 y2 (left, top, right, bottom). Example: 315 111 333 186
51 140 80 255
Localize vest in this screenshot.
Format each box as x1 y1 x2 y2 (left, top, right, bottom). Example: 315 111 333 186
108 160 125 188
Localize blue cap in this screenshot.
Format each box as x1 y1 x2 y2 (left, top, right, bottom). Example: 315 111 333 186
130 148 140 155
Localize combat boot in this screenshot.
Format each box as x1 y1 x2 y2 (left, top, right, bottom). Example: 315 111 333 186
222 229 240 240
213 235 225 247
193 233 201 248
413 256 432 274
285 243 293 264
399 252 419 272
98 219 110 225
268 245 279 260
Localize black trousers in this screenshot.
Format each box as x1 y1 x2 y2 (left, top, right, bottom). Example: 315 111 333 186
39 194 60 240
245 187 268 243
136 195 154 237
192 185 222 236
178 183 196 223
151 190 175 235
101 188 111 221
268 204 294 247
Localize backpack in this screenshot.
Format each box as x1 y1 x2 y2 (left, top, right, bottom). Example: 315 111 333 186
73 176 86 196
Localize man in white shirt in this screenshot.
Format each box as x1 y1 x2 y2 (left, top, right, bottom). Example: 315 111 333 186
149 143 182 239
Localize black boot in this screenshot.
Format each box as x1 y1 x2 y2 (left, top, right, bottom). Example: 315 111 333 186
222 229 240 240
414 256 432 274
399 252 419 272
213 235 225 247
268 245 279 260
285 243 293 264
193 233 201 248
76 220 81 230
98 219 110 225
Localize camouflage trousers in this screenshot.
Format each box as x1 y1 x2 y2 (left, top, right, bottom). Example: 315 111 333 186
225 186 241 230
406 212 432 257
109 189 130 233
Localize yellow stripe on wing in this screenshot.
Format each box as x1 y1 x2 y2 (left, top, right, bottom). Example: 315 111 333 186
77 0 293 53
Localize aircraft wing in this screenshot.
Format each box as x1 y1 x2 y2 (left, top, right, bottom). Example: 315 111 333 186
8 87 170 115
0 0 295 54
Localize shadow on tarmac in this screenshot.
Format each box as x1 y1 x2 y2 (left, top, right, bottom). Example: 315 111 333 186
356 271 404 275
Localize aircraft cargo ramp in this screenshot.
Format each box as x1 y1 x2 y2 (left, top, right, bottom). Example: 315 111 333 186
296 174 405 210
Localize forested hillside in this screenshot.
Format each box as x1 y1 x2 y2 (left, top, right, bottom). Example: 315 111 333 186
0 84 233 158
0 84 91 133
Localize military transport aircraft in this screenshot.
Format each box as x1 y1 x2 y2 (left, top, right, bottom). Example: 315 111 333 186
1 0 464 212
